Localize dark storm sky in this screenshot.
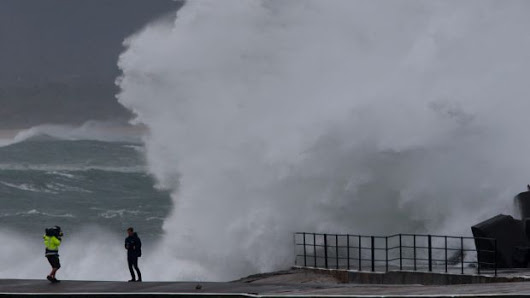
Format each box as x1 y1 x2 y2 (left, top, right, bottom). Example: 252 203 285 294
0 0 183 128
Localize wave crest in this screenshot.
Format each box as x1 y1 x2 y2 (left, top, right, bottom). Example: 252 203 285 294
0 121 144 147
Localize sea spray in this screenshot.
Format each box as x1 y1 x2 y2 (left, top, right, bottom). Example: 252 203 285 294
116 0 530 280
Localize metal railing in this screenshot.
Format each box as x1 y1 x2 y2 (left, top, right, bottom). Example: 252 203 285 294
294 232 497 276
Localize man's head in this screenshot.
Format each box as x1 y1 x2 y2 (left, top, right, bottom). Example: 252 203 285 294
127 227 134 236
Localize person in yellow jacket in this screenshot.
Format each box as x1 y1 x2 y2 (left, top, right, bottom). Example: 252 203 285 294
43 226 63 283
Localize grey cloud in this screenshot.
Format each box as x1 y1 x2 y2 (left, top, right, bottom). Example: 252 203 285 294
0 0 183 128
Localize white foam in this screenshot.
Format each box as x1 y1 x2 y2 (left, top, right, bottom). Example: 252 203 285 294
13 209 75 218
0 181 57 194
0 227 130 281
46 183 92 193
45 171 77 179
97 209 141 219
115 0 530 280
123 144 146 153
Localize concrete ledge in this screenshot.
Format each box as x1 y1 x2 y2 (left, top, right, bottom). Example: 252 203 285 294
294 267 529 285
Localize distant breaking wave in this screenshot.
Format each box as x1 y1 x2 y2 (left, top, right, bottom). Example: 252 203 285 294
0 181 57 194
0 180 92 195
0 209 76 218
0 121 144 147
0 164 146 173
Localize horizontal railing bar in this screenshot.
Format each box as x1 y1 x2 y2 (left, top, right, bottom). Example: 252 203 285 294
296 256 498 266
389 233 494 240
294 232 390 238
294 232 495 242
296 245 495 253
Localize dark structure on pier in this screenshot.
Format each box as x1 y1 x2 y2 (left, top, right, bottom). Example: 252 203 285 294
472 190 530 268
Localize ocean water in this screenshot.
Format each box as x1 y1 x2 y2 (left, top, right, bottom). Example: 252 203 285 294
0 138 171 240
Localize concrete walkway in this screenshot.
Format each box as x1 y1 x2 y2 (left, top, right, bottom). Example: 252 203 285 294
2 278 530 297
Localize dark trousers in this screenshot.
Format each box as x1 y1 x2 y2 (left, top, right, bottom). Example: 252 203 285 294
128 256 141 281
46 255 61 269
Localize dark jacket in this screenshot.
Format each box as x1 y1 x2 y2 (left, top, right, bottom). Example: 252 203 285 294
125 232 142 258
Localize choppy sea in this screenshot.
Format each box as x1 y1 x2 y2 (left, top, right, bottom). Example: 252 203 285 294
0 138 171 242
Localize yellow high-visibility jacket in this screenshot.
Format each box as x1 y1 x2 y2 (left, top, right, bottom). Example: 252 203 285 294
43 235 61 256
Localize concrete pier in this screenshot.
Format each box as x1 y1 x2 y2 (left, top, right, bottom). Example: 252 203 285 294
2 269 530 297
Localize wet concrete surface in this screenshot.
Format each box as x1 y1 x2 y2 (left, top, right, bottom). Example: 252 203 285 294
1 270 530 297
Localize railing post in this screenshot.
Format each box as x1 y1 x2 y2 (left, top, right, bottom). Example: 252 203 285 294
324 234 329 269
445 236 448 273
313 233 317 267
385 236 389 272
294 233 298 266
412 234 417 271
399 234 403 270
347 234 350 270
494 239 497 277
477 239 481 275
359 235 362 271
427 235 432 272
303 232 307 267
371 236 375 272
461 236 464 274
336 234 339 269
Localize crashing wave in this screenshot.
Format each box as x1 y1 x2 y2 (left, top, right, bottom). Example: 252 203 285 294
116 0 530 281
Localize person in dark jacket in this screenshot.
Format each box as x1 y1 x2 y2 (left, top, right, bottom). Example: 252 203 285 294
125 227 142 282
